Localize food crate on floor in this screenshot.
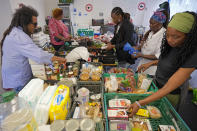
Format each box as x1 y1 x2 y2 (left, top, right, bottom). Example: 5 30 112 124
103 73 158 93
67 84 105 131
104 93 191 131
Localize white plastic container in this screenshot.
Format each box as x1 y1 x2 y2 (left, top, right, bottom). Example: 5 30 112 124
18 78 44 112
34 85 58 125
77 87 90 104
1 108 38 131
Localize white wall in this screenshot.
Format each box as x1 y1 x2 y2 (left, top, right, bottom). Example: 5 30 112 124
0 0 12 40
9 0 46 28
44 0 166 30
44 0 58 17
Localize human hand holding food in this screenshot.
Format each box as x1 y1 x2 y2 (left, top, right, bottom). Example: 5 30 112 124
137 62 151 72
131 52 143 59
133 46 140 50
106 43 115 50
127 102 140 117
51 56 66 63
63 37 71 42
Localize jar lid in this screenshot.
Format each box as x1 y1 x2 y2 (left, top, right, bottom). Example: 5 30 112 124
65 119 79 131
80 118 95 131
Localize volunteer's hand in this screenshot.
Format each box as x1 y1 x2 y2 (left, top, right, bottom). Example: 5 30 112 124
127 103 140 117
137 62 151 72
51 56 66 63
63 36 71 42
131 52 142 59
106 43 115 50
133 46 139 50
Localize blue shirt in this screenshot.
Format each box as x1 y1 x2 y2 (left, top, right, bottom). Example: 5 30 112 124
2 27 53 90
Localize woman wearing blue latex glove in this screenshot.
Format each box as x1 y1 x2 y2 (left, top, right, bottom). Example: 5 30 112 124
106 7 136 67
132 11 167 76
128 12 197 116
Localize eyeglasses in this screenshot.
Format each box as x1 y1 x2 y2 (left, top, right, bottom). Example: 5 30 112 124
31 22 37 27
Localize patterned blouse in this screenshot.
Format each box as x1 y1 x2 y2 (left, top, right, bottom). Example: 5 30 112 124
49 18 70 45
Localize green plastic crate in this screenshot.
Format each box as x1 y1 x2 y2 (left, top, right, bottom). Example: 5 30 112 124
59 0 73 3
77 29 94 37
0 91 16 104
104 93 191 131
103 73 158 93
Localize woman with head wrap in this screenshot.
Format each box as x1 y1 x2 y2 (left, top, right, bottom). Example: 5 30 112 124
128 12 197 116
132 11 166 75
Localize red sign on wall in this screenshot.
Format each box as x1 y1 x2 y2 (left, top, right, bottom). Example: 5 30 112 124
85 4 93 12
138 2 146 11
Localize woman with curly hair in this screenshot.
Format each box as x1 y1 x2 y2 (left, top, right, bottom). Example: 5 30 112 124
1 6 66 92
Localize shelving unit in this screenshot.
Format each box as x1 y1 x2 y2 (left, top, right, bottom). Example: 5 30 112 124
58 3 73 35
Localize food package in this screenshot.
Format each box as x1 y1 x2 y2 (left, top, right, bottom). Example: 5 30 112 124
138 73 152 91
49 85 71 122
110 120 131 131
80 63 102 81
108 68 134 75
130 116 152 131
80 72 90 81
158 125 176 131
108 109 128 120
132 89 146 94
18 78 44 112
128 108 149 118
107 75 119 92
147 106 162 119
34 85 58 125
86 103 101 119
105 77 124 91
109 99 131 108
119 78 135 92
91 73 101 81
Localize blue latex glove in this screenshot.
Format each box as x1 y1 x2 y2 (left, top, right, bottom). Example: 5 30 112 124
123 42 139 55
123 42 132 51
128 48 135 54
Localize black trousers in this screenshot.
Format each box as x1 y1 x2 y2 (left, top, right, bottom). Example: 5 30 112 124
52 44 63 51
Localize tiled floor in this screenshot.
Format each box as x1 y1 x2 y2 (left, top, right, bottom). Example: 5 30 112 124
179 91 197 130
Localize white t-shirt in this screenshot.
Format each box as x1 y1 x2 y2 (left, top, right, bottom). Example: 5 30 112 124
137 27 166 76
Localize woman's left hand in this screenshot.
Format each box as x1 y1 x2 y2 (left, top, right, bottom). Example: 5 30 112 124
106 43 114 50
127 102 140 117
131 52 142 59
137 62 151 72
